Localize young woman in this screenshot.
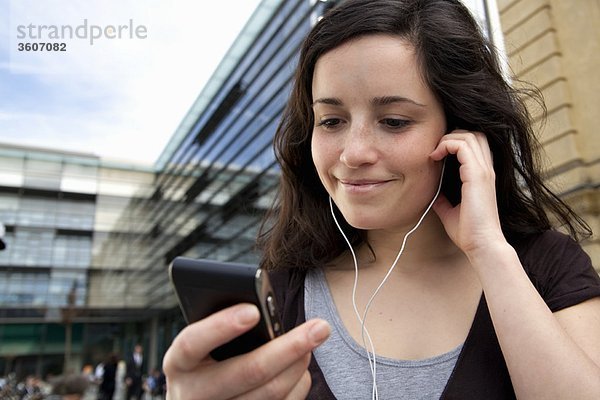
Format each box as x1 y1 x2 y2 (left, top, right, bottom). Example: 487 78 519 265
163 0 600 398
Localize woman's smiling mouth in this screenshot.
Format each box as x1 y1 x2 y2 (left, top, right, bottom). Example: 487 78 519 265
338 179 393 193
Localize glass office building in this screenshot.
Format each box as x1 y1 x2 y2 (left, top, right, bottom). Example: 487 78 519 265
0 143 156 377
0 0 502 380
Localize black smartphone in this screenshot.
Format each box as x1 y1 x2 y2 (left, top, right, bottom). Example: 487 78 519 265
440 153 462 206
168 257 284 360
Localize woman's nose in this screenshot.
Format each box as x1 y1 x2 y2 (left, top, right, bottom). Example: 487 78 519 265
339 123 378 168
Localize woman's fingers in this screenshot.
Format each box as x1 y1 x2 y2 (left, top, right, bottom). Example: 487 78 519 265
431 131 494 184
475 131 493 166
430 130 503 254
431 131 490 165
206 318 330 398
286 371 313 400
232 354 313 400
165 317 330 399
163 303 260 373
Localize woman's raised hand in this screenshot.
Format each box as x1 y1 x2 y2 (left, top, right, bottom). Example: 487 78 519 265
430 130 506 258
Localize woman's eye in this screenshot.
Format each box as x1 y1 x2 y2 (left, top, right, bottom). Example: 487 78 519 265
381 118 410 129
317 118 343 129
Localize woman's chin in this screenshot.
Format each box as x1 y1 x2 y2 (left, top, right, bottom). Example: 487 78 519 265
342 216 383 230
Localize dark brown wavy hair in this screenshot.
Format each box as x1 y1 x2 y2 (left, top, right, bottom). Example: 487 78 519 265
257 0 590 271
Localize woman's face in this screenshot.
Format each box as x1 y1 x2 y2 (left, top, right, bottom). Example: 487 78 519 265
311 34 447 232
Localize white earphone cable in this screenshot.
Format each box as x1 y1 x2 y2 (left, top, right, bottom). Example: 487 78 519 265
329 196 379 398
329 161 446 400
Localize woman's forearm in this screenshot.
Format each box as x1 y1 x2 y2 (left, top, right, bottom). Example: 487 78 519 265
468 242 600 399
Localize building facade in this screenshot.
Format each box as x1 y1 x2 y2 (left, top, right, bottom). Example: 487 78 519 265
497 0 599 265
0 143 156 377
0 0 334 380
1 0 597 382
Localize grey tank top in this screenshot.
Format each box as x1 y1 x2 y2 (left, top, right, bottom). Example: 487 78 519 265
304 268 462 400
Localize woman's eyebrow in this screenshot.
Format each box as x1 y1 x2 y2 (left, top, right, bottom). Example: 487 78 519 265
371 95 426 107
312 97 343 106
312 96 426 107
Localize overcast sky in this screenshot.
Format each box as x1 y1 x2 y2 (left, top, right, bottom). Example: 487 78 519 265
1 0 262 165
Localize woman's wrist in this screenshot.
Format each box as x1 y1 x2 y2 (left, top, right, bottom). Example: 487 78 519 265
464 238 518 272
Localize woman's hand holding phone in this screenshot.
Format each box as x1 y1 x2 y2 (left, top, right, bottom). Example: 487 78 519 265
163 303 330 400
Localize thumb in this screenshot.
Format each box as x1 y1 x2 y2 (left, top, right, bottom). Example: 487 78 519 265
432 194 455 227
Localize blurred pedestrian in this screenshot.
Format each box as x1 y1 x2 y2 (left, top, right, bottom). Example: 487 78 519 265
124 344 144 400
17 375 44 400
98 353 119 400
143 368 165 400
48 373 89 400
